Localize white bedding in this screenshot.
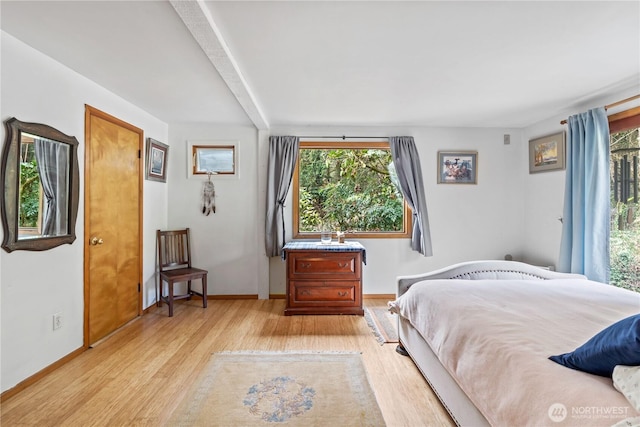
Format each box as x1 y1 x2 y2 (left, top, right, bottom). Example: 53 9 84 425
389 278 640 426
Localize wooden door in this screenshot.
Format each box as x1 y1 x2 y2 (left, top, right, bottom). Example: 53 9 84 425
84 106 142 346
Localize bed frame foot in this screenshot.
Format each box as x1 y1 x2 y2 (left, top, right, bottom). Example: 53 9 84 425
395 344 409 357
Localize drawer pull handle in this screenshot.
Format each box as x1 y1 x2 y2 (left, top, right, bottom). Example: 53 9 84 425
300 263 311 269
337 291 348 297
337 262 350 268
300 289 311 296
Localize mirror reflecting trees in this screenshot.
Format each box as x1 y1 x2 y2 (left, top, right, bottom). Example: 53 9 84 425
1 118 79 252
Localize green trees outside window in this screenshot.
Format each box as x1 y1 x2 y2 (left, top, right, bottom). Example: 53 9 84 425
19 141 41 230
610 126 639 292
293 141 409 238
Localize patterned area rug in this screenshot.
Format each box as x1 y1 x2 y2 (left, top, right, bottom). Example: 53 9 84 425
364 306 399 344
168 352 386 426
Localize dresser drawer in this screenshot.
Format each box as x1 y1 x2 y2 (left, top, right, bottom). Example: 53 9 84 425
288 281 360 306
288 251 361 280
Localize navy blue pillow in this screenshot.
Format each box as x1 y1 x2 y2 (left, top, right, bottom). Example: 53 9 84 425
549 314 640 377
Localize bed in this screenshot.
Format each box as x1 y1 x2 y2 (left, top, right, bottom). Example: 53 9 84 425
389 260 640 427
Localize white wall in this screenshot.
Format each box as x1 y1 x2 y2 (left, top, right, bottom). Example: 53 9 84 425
168 123 526 298
268 125 526 295
168 124 261 296
0 32 168 393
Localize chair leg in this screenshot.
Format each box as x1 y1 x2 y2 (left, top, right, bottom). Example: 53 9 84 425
157 279 162 307
187 280 192 301
168 280 174 317
202 274 208 308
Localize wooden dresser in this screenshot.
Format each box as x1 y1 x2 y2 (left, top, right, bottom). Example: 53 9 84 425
283 241 366 316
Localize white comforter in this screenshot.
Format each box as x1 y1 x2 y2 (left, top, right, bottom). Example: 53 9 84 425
389 278 640 427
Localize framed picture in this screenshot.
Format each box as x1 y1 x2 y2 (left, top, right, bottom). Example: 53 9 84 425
438 151 478 184
190 143 237 176
529 132 565 173
145 138 168 183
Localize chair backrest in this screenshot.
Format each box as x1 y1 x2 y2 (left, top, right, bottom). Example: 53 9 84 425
157 228 193 271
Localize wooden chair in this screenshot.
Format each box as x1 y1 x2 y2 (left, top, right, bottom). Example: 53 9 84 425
156 228 208 317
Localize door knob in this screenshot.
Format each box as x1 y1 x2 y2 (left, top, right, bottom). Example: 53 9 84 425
90 237 104 245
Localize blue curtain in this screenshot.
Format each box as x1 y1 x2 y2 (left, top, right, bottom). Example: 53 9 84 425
558 107 610 283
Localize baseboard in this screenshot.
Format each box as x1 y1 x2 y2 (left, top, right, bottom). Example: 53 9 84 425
364 293 396 299
146 294 259 310
1 346 85 402
270 294 394 300
206 294 258 300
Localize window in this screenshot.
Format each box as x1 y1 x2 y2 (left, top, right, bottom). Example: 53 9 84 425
292 141 411 239
18 134 43 237
609 106 640 292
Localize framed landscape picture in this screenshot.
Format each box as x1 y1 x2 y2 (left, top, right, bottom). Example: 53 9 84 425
529 132 565 173
145 138 168 183
438 151 478 184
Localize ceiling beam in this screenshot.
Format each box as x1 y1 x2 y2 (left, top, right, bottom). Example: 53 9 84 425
170 0 269 130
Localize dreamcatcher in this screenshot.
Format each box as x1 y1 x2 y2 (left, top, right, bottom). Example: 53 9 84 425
201 171 216 215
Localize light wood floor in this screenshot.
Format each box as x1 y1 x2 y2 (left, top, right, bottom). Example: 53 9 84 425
1 298 454 426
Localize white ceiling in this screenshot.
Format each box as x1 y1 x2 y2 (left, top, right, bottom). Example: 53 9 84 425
2 1 639 129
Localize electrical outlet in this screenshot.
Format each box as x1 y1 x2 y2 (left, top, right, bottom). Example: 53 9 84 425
53 313 62 330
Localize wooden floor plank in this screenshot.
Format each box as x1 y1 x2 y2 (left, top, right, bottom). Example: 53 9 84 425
1 298 454 427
